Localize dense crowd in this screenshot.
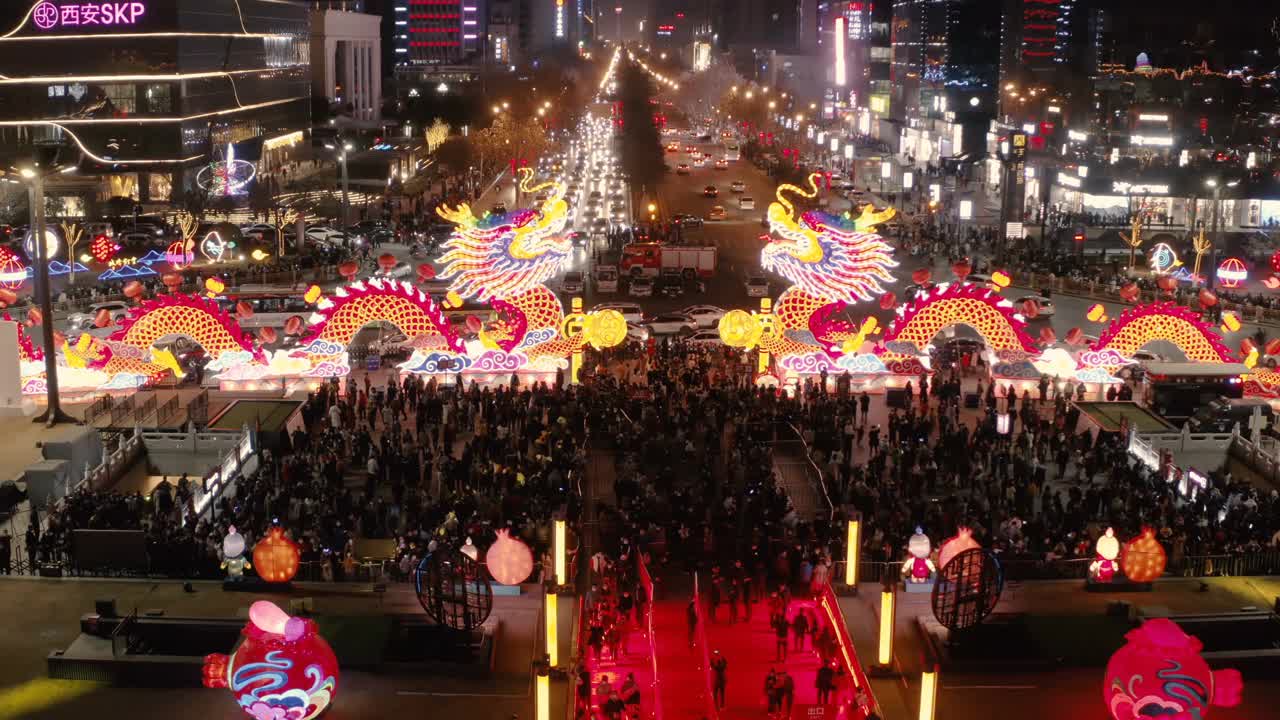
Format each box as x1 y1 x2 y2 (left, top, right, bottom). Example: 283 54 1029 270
10 335 1280 584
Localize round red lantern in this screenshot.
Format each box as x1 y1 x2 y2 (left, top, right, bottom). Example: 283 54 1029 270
1120 527 1167 583
878 292 896 310
338 261 360 280
1119 283 1140 302
1217 257 1248 289
951 259 972 279
1021 298 1040 318
1039 327 1056 344
1156 275 1177 292
465 315 483 334
1103 619 1242 720
91 234 120 264
94 308 112 328
911 268 931 286
165 239 193 268
417 263 436 282
203 601 340 719
1266 338 1280 356
486 528 534 585
0 288 16 307
0 254 26 290
259 327 278 345
1241 338 1257 357
123 281 144 299
26 307 42 326
162 272 183 292
937 527 981 571
236 301 254 319
1271 250 1280 275
285 315 304 336
252 526 301 584
1198 288 1218 307
377 253 397 273
1066 327 1085 346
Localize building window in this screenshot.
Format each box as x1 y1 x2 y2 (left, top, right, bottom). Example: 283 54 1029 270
144 84 171 114
103 83 136 114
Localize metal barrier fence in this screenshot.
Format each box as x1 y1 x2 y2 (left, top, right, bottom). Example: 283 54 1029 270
692 572 718 720
134 393 157 425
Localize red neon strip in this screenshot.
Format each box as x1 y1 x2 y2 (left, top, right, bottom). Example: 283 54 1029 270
410 41 461 46
1023 50 1056 57
1024 24 1057 30
410 13 460 18
410 27 460 32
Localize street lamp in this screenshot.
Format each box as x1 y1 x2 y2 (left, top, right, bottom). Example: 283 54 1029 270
15 146 78 426
324 141 352 228
1204 178 1239 290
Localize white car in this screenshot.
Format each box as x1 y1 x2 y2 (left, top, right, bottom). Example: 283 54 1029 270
681 304 726 329
739 197 756 210
1015 295 1055 317
629 277 654 298
646 313 698 335
626 322 650 343
745 275 769 297
68 300 130 331
686 329 724 346
561 271 585 294
591 302 643 324
374 261 414 280
305 227 346 246
240 223 276 239
730 181 746 193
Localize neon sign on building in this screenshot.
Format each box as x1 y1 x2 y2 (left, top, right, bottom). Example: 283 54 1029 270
555 0 564 38
31 1 147 30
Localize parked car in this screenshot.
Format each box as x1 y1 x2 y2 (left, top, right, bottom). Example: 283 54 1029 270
592 302 643 323
630 276 655 298
646 313 698 335
686 329 724 346
730 181 746 193
626 322 651 343
708 206 727 221
374 261 414 280
703 185 718 198
739 196 756 211
676 163 690 175
240 223 277 240
561 271 585 294
745 275 769 297
672 213 703 228
68 301 130 331
657 270 684 298
681 304 726 329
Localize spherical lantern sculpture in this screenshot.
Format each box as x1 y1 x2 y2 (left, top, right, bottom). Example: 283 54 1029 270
1120 527 1167 584
253 526 301 584
1090 527 1121 583
166 239 194 268
203 601 340 720
938 527 981 572
415 547 494 631
930 548 1004 632
0 254 26 290
486 528 534 586
1103 619 1242 720
1216 257 1248 289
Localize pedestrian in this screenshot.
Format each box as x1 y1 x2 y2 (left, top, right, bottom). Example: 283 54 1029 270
764 669 779 715
772 612 789 661
816 661 835 704
711 650 727 709
726 577 740 623
686 598 698 648
780 671 795 716
792 609 809 651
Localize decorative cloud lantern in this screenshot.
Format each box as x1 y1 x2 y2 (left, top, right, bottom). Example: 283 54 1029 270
938 527 981 571
901 527 935 584
253 526 301 584
486 528 534 586
1104 618 1242 720
203 601 339 720
221 526 250 581
1090 528 1120 583
1120 527 1167 584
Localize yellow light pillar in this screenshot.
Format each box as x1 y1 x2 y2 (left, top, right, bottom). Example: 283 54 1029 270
554 519 567 585
545 591 559 667
877 588 895 667
845 519 860 587
536 666 551 720
919 664 938 720
757 297 772 375
570 297 584 385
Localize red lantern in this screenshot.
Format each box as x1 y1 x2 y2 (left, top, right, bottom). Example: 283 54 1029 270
878 292 896 310
285 316 304 336
465 315 483 334
377 253 397 273
1156 275 1177 292
1021 298 1040 318
1066 327 1084 346
1103 619 1242 720
1266 338 1280 356
1039 327 1056 344
1241 338 1257 357
252 526 301 584
259 327 278 345
90 234 120 264
123 281 144 299
486 528 535 585
26 307 42 326
911 268 931 286
236 301 254 319
1197 288 1217 307
951 259 972 279
0 288 16 307
1119 283 1140 302
203 601 340 719
94 308 112 328
417 263 436 281
338 261 359 280
1120 527 1167 583
1270 250 1280 275
53 331 66 348
162 272 183 291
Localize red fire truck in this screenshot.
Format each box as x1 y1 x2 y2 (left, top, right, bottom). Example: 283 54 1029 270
619 243 717 278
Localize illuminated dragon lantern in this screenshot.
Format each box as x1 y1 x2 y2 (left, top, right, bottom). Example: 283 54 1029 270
720 173 898 362
430 168 624 370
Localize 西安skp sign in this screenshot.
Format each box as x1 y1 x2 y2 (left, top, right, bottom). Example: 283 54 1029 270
31 1 147 30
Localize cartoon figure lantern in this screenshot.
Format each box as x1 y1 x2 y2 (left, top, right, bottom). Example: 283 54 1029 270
1090 527 1120 583
253 526 301 584
222 526 251 581
203 601 339 720
1121 527 1168 584
901 528 936 583
486 528 535 586
938 527 981 572
1104 618 1242 720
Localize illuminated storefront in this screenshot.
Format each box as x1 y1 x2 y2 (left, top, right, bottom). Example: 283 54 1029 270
0 0 310 201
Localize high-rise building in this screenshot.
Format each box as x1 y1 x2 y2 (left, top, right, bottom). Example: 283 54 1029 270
394 0 485 66
998 0 1106 120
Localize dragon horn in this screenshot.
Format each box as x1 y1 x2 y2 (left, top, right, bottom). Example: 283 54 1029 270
774 173 822 220
855 204 897 232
